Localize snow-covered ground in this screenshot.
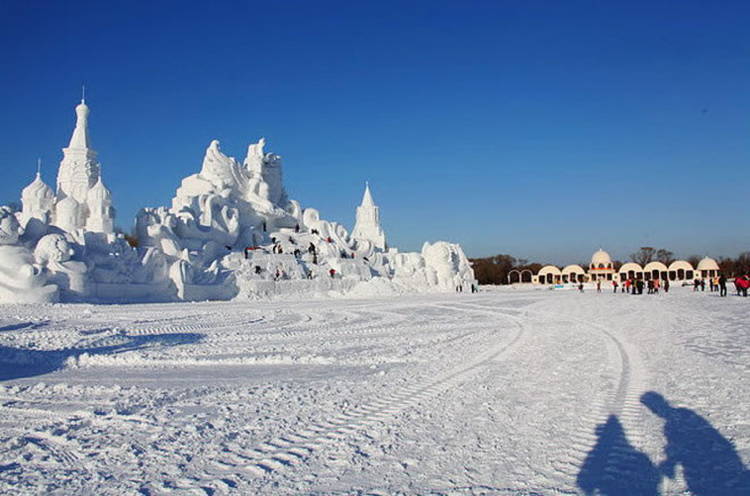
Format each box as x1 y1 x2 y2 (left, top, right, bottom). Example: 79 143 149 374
0 287 748 495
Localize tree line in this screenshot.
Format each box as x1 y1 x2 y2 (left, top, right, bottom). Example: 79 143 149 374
469 248 750 285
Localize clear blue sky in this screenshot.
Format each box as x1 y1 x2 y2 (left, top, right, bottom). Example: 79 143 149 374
1 0 748 264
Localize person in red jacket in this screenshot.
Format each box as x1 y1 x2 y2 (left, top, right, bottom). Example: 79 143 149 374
736 275 749 297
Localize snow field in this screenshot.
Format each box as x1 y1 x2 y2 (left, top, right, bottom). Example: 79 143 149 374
0 287 748 494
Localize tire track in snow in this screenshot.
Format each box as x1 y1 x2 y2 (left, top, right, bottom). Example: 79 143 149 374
547 318 649 489
199 306 529 485
436 299 650 492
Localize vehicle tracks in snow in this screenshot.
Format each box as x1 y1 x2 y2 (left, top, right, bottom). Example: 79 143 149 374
198 305 530 488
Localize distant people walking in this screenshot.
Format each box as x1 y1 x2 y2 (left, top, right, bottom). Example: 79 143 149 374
612 280 618 293
578 282 584 292
664 279 670 293
596 280 601 293
719 274 727 297
636 279 644 295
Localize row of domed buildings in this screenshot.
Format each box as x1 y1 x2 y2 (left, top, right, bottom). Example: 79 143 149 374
515 249 721 285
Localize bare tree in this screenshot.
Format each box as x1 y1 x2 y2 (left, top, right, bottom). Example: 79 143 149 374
656 249 675 265
630 247 656 265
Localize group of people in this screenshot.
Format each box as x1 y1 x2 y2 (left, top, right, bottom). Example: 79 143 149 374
580 273 750 297
586 278 669 295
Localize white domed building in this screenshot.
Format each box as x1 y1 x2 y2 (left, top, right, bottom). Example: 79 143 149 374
531 249 717 286
697 257 720 279
589 249 616 281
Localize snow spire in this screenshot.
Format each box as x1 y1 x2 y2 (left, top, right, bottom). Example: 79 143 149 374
57 96 100 205
352 182 386 251
37 157 41 176
69 96 91 149
361 181 375 208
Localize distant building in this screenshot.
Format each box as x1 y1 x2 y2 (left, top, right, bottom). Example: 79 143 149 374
529 249 720 285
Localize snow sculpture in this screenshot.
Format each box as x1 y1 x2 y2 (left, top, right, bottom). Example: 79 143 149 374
33 233 88 299
0 206 58 303
57 98 100 205
54 98 115 233
85 177 115 233
2 94 476 304
352 182 386 251
53 196 82 235
421 241 474 290
21 171 55 226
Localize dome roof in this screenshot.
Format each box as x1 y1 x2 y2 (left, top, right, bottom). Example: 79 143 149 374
21 173 54 202
86 177 112 204
697 257 719 271
619 262 643 272
668 260 694 271
591 249 612 266
538 265 561 275
56 195 79 212
562 264 586 274
644 261 669 272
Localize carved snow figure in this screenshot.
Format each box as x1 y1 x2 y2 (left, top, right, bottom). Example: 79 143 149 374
352 182 386 251
0 206 58 303
34 233 88 299
85 177 115 234
135 207 183 258
421 241 475 290
244 138 288 208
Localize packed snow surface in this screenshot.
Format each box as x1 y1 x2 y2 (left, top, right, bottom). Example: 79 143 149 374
0 287 748 495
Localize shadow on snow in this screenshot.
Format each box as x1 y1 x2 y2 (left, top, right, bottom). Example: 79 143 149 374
577 391 749 495
0 332 202 381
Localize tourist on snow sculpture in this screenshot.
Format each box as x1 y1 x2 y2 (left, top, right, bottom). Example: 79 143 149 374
0 206 58 303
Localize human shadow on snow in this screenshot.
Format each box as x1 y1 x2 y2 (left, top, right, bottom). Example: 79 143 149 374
577 392 749 495
576 414 660 496
0 332 202 381
641 391 749 496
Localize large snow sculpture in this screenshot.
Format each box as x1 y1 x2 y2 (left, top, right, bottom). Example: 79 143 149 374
0 207 58 303
2 94 476 304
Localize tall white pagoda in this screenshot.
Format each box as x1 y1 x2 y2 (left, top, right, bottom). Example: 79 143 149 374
352 182 386 251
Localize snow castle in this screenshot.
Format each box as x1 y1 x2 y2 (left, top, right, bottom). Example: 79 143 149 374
0 97 476 304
